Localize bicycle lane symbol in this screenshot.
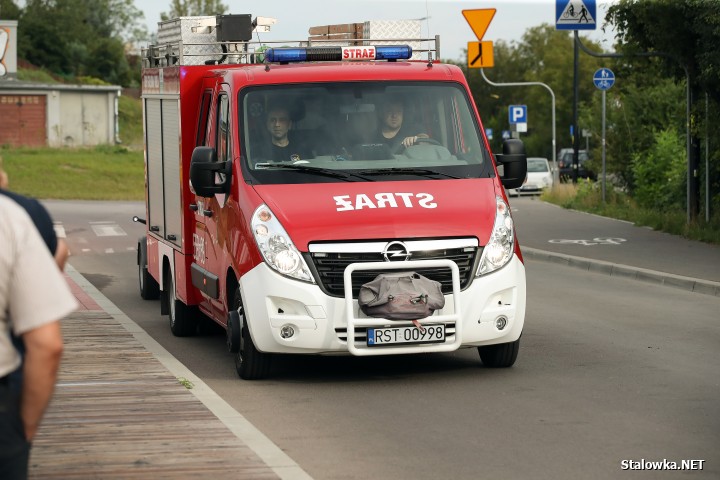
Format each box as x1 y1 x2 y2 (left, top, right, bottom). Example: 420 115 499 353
548 237 626 246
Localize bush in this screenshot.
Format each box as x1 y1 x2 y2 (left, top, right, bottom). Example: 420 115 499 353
631 128 686 210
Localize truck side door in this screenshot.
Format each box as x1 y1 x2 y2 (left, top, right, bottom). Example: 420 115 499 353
194 82 233 321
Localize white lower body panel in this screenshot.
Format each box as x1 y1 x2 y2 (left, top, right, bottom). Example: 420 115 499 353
240 255 526 355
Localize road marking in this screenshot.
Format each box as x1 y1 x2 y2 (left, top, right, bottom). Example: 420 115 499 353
549 237 626 246
90 221 127 237
105 248 115 254
54 222 66 238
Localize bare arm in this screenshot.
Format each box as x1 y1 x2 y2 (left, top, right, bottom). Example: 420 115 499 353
401 133 429 147
54 238 69 271
21 321 64 441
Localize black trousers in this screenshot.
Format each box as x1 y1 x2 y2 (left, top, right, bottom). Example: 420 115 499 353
0 377 30 480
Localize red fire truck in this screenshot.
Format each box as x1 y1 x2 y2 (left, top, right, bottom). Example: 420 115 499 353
136 14 528 379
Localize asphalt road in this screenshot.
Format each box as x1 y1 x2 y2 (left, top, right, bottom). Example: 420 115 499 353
46 198 720 480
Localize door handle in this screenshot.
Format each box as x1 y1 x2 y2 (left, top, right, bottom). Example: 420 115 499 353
203 210 213 217
189 204 198 211
167 234 177 241
150 225 160 232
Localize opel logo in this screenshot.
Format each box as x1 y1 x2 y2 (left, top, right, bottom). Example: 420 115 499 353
383 241 411 262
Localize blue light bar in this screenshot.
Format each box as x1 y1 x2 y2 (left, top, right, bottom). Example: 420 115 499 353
264 48 307 63
264 45 413 64
375 46 413 60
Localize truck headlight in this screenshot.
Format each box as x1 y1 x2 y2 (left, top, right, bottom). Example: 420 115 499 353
476 196 515 276
251 204 315 283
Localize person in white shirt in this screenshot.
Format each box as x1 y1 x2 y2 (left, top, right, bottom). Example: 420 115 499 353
0 196 78 479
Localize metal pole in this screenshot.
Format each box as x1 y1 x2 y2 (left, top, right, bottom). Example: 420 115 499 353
687 77 691 224
480 69 558 185
602 89 607 203
706 92 710 223
572 31 579 184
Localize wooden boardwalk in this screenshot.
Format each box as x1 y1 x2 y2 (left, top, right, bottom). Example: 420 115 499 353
29 310 279 479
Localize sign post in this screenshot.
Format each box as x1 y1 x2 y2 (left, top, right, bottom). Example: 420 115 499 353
593 67 614 203
557 1 596 183
463 9 496 69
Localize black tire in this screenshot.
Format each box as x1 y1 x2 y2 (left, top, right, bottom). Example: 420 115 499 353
166 272 197 337
232 289 271 380
478 338 520 368
138 242 160 300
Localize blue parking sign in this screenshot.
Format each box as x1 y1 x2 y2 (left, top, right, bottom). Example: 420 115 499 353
508 105 527 124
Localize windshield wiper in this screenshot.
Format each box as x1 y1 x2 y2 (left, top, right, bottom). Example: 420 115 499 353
357 168 464 179
255 163 373 182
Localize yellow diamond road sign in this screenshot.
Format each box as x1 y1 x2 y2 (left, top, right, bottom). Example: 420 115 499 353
467 41 494 69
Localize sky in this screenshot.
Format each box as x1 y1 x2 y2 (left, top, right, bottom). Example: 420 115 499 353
134 0 618 62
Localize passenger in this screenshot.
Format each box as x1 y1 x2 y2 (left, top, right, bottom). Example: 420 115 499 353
374 100 428 152
0 196 77 479
257 104 312 162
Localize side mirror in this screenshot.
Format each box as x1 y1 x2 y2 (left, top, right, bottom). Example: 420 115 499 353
495 139 527 190
190 147 232 197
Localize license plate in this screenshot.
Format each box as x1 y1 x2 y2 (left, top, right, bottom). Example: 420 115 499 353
367 324 445 346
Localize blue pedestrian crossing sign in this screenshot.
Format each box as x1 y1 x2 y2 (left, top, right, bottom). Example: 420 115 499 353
502 130 511 140
593 68 615 90
556 0 596 31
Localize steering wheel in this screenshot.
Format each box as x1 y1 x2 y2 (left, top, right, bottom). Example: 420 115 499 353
415 137 442 147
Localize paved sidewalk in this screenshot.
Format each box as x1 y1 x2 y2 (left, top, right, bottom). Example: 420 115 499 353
29 266 312 480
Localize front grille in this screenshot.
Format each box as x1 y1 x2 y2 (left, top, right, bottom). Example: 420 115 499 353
307 246 480 298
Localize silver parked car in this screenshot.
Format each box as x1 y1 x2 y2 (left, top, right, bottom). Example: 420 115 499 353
508 157 554 196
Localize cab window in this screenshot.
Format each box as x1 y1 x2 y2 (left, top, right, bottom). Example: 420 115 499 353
239 82 493 184
216 93 230 162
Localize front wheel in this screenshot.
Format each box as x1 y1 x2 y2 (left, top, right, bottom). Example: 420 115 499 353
232 289 271 380
478 338 520 368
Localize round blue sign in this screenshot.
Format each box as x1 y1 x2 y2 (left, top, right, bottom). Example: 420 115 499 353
593 68 615 90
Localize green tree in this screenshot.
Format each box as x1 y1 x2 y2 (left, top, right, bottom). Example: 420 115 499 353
580 56 685 191
16 0 145 86
160 0 228 21
607 0 720 219
0 0 21 19
458 25 603 160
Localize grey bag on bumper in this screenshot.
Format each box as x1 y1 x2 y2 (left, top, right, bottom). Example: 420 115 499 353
358 272 445 320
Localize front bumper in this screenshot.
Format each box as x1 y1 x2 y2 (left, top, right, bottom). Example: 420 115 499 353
240 255 526 355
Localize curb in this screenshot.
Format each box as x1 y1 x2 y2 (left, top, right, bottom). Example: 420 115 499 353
522 247 720 297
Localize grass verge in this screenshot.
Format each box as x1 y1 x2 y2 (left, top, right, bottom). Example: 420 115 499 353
542 182 720 245
1 146 145 201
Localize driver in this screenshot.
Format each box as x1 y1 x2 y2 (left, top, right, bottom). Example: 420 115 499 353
373 100 428 152
257 103 312 162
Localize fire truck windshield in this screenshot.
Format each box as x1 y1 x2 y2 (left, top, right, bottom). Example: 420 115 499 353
240 82 494 184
